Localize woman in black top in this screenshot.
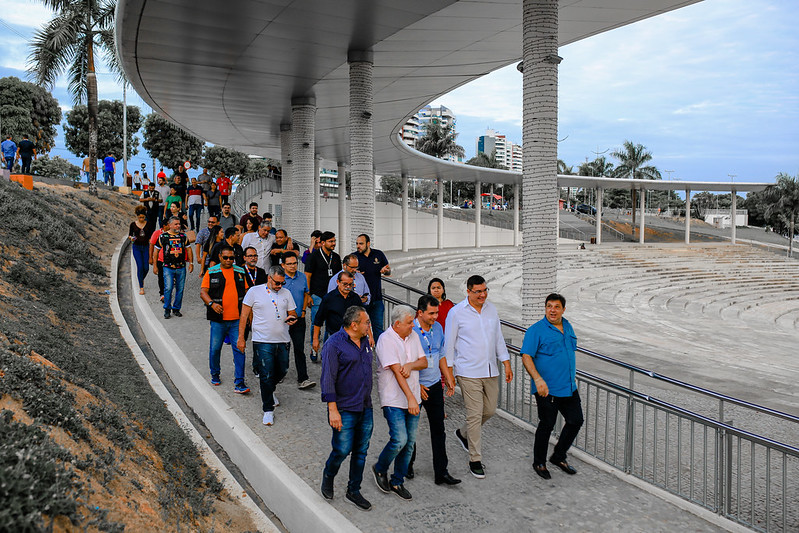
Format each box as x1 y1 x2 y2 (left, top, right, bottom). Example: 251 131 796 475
204 181 221 218
129 205 155 294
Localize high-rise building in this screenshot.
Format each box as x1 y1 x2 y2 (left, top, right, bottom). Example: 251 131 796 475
401 105 463 163
475 128 522 171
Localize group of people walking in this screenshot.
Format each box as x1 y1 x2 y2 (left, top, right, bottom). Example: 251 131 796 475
129 192 585 513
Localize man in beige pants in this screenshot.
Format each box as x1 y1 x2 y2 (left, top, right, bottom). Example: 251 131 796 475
444 274 513 479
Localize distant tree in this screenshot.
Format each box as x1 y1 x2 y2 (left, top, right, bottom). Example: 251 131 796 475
578 156 613 177
244 158 280 179
415 122 465 160
467 150 505 169
28 0 120 194
64 100 142 159
142 113 204 171
0 76 61 154
557 159 574 175
203 145 248 176
763 173 799 257
30 154 81 181
691 191 717 219
611 141 661 228
379 175 403 197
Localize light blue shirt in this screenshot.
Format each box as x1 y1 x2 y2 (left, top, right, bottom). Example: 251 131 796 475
283 270 308 312
413 319 445 387
1 139 16 158
327 269 371 305
521 317 578 397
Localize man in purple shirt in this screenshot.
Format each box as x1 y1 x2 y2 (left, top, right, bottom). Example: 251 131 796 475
320 305 374 511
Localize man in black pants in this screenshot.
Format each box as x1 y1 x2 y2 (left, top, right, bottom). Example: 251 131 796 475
16 134 36 174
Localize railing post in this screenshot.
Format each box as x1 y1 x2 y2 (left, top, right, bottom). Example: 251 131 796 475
716 427 726 515
624 369 635 474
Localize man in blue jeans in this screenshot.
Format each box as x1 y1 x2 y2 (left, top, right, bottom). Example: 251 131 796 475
320 306 374 511
238 265 297 425
154 217 193 319
1 135 16 171
201 243 250 394
521 293 584 480
371 305 427 501
103 153 115 185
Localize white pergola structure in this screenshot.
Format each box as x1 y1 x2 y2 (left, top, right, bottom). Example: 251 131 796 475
558 176 769 245
116 0 708 323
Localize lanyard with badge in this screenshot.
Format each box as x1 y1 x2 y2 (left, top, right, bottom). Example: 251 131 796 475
267 287 281 320
320 249 333 277
414 319 435 368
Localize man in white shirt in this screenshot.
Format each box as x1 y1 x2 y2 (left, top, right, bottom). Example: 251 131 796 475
241 221 275 270
327 254 370 305
371 305 427 501
238 265 297 426
444 274 513 479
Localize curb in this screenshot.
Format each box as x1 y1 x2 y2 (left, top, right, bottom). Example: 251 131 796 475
118 239 359 533
109 238 280 532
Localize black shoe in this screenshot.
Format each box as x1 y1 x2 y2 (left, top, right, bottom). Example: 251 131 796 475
172 310 182 317
372 465 390 493
310 353 318 363
320 476 334 500
390 483 412 501
164 310 171 319
345 491 371 511
468 461 485 479
406 463 414 479
435 473 462 485
550 458 577 475
455 429 469 452
533 463 551 480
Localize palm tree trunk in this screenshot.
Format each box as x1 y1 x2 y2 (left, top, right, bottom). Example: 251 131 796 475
87 32 98 195
790 212 795 258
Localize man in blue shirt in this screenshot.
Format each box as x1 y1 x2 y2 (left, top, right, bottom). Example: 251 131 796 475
282 255 315 389
408 294 460 485
1 135 16 171
103 153 116 186
320 306 374 511
521 293 584 480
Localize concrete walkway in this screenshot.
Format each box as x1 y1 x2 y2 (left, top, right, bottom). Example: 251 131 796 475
131 252 732 532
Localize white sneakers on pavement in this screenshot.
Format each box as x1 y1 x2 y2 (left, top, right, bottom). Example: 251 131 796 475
263 411 274 426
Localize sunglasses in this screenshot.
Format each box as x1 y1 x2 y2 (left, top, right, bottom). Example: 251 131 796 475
220 256 235 261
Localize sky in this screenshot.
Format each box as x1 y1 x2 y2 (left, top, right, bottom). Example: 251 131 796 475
0 0 797 184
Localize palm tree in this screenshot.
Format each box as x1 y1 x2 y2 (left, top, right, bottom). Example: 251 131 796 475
557 159 574 175
611 141 661 229
467 150 505 169
764 173 799 258
415 121 465 160
28 0 119 195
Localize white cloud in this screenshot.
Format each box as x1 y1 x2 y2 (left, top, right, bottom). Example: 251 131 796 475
0 0 54 29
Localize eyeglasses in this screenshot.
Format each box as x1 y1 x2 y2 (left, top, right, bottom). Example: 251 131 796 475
341 282 355 288
220 256 235 261
469 288 489 295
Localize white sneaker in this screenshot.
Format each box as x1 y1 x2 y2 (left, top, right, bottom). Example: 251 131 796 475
262 411 274 426
298 379 317 390
273 393 280 407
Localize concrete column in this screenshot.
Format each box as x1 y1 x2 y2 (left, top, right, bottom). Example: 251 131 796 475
437 179 444 249
596 187 603 245
314 156 321 230
513 182 520 246
279 123 292 237
337 161 348 252
349 50 375 250
521 0 559 322
290 97 316 244
730 188 737 244
639 187 646 244
401 174 409 252
475 180 482 248
685 189 692 244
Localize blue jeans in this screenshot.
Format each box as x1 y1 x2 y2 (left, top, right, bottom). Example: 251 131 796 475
366 299 385 340
188 204 203 231
162 265 186 310
103 169 114 185
3 158 13 171
132 243 149 289
209 319 245 385
253 342 289 412
309 293 322 345
375 406 420 486
324 408 373 494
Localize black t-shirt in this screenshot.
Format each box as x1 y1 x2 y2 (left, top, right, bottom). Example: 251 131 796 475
210 242 245 267
17 140 35 158
243 266 267 287
129 221 155 246
269 242 300 265
158 232 188 269
314 289 363 332
141 190 161 213
354 248 389 302
171 179 187 202
305 248 342 297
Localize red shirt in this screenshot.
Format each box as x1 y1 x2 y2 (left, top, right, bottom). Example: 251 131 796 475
157 171 166 179
436 299 454 331
217 176 232 195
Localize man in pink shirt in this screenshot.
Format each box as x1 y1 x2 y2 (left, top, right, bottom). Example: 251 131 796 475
371 305 427 501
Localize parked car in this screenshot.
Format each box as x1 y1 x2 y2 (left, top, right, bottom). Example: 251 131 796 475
575 203 597 215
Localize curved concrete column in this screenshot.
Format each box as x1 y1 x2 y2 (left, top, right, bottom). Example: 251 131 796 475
437 179 444 249
639 187 646 244
475 180 482 248
401 174 409 252
513 183 520 246
291 97 316 244
314 156 321 230
596 187 603 245
349 50 375 249
685 189 692 244
337 161 348 253
280 123 293 237
521 0 559 322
